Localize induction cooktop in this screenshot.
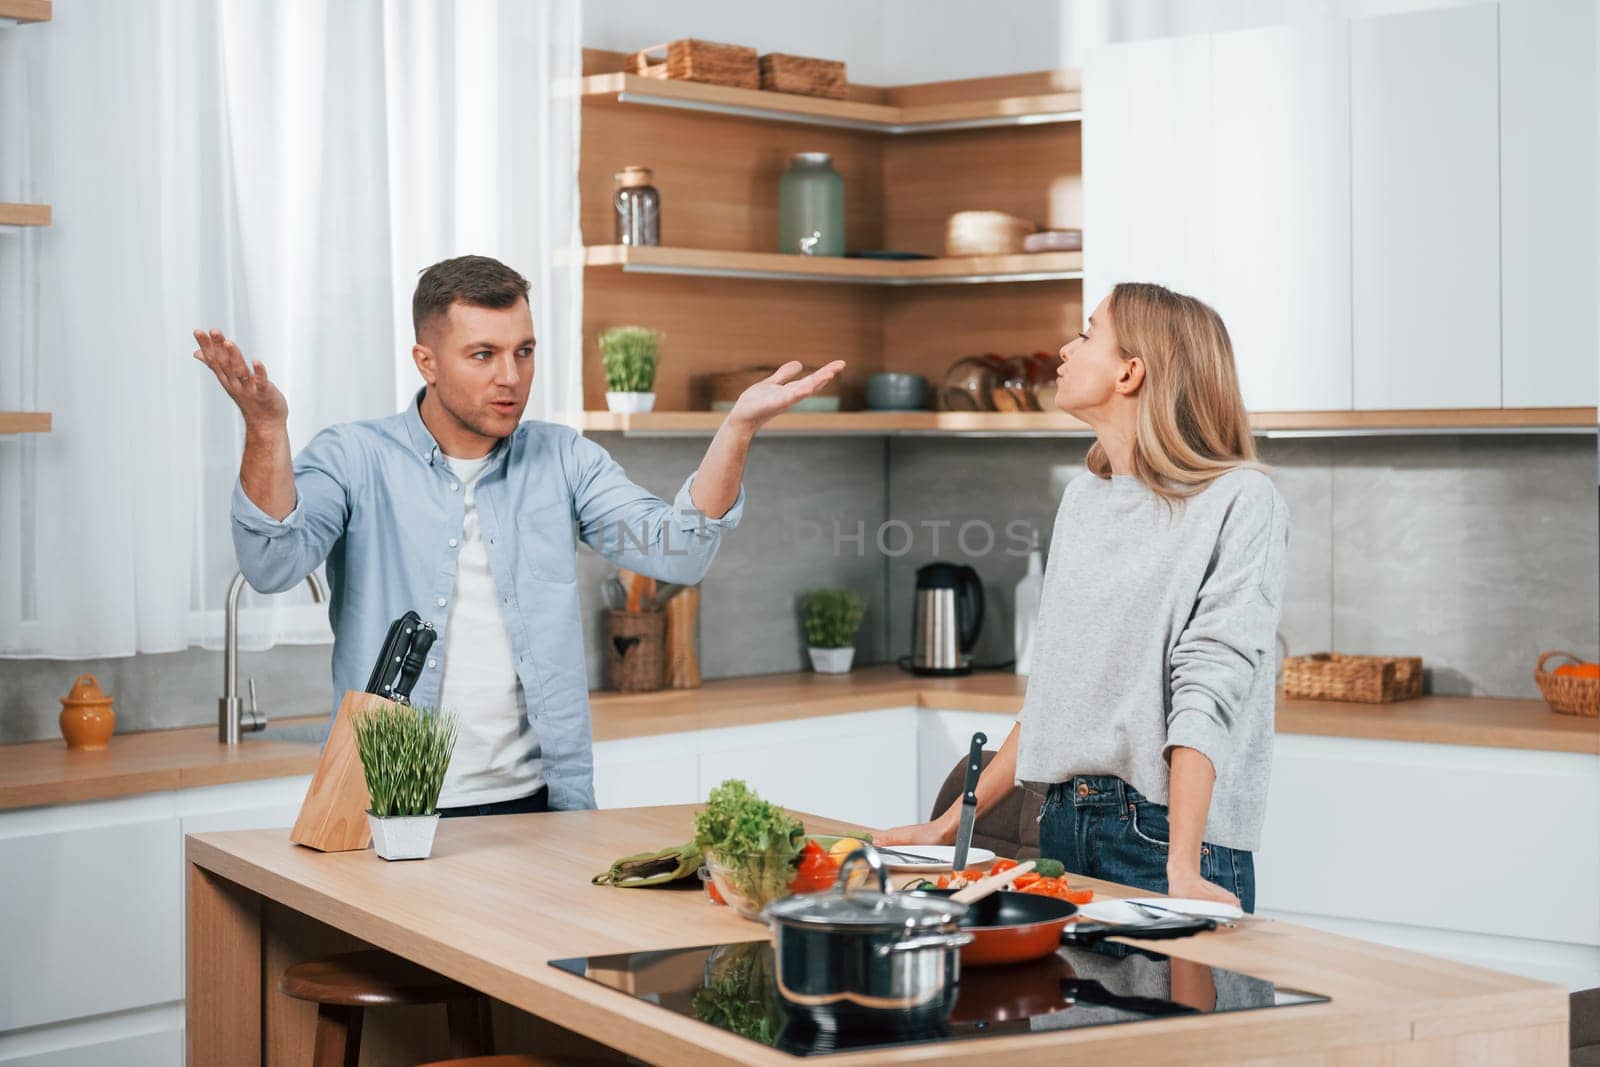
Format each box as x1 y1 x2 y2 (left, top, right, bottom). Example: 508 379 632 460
550 938 1329 1057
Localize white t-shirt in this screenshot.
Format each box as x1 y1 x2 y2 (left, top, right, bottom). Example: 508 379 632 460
433 452 544 807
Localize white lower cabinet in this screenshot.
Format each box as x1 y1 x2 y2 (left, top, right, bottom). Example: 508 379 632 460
697 709 921 831
1258 734 1600 989
591 730 700 809
0 775 310 1067
594 708 924 831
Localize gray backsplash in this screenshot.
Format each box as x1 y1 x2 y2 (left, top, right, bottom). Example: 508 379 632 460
1 432 1594 742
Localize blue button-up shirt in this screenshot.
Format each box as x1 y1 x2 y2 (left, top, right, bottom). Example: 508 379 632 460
230 390 745 809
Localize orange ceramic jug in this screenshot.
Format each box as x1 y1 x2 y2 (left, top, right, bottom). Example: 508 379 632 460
59 673 115 750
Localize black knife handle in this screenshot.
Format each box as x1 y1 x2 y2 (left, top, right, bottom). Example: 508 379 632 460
393 623 436 703
963 732 987 803
364 614 412 695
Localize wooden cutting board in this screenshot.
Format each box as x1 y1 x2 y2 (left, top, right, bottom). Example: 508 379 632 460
664 585 701 689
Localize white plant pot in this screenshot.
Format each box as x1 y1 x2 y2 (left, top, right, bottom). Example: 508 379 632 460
605 391 656 414
367 811 440 861
808 646 855 674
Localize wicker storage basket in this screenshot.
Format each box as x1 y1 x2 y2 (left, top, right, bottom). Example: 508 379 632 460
945 211 1038 256
630 39 759 90
1535 651 1599 717
604 610 665 692
759 53 848 99
1282 653 1423 704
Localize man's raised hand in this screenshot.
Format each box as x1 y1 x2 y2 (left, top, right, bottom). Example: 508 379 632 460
192 328 287 428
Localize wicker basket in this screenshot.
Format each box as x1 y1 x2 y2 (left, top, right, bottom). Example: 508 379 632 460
604 610 665 693
630 39 759 90
1535 651 1600 717
759 53 847 99
1282 653 1423 704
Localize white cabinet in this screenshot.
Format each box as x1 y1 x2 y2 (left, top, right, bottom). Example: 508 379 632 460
0 796 182 1032
1211 27 1352 412
1084 34 1215 305
595 709 924 830
698 710 921 831
1086 28 1353 411
1350 3 1501 410
0 775 309 1067
1258 734 1600 989
1499 0 1599 407
593 731 700 810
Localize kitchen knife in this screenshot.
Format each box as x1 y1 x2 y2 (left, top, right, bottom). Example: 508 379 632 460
363 611 435 704
950 731 987 871
391 622 436 703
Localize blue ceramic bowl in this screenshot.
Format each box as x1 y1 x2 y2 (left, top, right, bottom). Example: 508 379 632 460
866 373 928 411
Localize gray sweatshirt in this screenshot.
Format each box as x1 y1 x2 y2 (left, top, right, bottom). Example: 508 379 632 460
1015 467 1289 851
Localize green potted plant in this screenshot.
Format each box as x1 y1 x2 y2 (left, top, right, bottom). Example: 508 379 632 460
800 588 865 674
352 702 460 861
599 325 662 414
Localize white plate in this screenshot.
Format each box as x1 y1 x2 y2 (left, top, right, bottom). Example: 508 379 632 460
876 845 996 872
1079 897 1244 925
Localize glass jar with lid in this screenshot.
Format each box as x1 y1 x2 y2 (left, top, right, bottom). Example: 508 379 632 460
614 166 661 246
778 152 844 256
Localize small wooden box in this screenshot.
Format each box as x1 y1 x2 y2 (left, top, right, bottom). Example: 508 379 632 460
631 39 759 90
759 53 848 100
1282 653 1424 704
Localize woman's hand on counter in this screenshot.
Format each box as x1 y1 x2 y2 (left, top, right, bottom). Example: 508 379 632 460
872 818 957 847
1164 866 1242 909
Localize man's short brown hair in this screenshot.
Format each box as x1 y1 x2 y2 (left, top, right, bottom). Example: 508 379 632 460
412 255 531 341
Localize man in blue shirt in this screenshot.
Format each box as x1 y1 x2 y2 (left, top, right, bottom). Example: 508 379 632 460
193 255 844 813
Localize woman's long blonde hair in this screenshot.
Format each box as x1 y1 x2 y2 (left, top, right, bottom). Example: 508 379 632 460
1085 282 1259 500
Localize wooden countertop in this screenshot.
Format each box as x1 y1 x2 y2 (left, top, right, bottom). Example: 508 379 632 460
186 806 1568 1065
591 665 1600 755
0 721 320 812
5 666 1593 813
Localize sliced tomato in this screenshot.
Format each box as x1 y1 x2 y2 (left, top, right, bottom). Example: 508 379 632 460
1064 888 1095 905
989 858 1019 876
1012 872 1042 889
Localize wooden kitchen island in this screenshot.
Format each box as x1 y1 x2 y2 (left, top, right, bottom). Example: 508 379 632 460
187 805 1567 1065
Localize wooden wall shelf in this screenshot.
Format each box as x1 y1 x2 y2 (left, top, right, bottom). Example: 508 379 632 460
567 407 1597 437
0 202 51 228
0 411 52 434
0 0 51 23
584 245 1083 286
581 71 1081 134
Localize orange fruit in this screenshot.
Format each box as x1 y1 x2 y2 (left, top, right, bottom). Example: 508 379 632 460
1554 662 1600 680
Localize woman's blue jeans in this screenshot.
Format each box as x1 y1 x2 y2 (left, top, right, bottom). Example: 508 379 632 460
1037 774 1256 913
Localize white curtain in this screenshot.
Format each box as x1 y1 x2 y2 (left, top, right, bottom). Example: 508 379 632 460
0 0 584 659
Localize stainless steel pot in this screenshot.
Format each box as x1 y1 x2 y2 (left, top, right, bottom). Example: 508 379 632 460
762 846 972 1034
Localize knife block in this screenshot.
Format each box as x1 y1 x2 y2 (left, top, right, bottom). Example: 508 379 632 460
289 690 390 852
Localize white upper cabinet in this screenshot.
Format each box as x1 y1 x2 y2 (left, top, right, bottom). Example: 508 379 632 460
1084 35 1216 307
1211 26 1352 411
1350 4 1501 410
1087 28 1353 411
1499 0 1598 407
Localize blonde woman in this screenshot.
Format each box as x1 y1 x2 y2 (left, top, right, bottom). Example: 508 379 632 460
879 282 1288 911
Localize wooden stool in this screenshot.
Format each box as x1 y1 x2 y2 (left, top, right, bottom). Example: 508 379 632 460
279 949 494 1067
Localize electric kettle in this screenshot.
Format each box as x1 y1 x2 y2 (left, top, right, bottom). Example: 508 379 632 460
910 562 985 675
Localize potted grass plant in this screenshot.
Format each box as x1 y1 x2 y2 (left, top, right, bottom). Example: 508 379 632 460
352 702 460 861
800 588 865 674
600 325 662 414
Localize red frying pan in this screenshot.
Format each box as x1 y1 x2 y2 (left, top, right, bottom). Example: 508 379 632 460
913 889 1216 967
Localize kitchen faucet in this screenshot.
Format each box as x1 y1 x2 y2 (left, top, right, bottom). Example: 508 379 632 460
219 570 328 743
